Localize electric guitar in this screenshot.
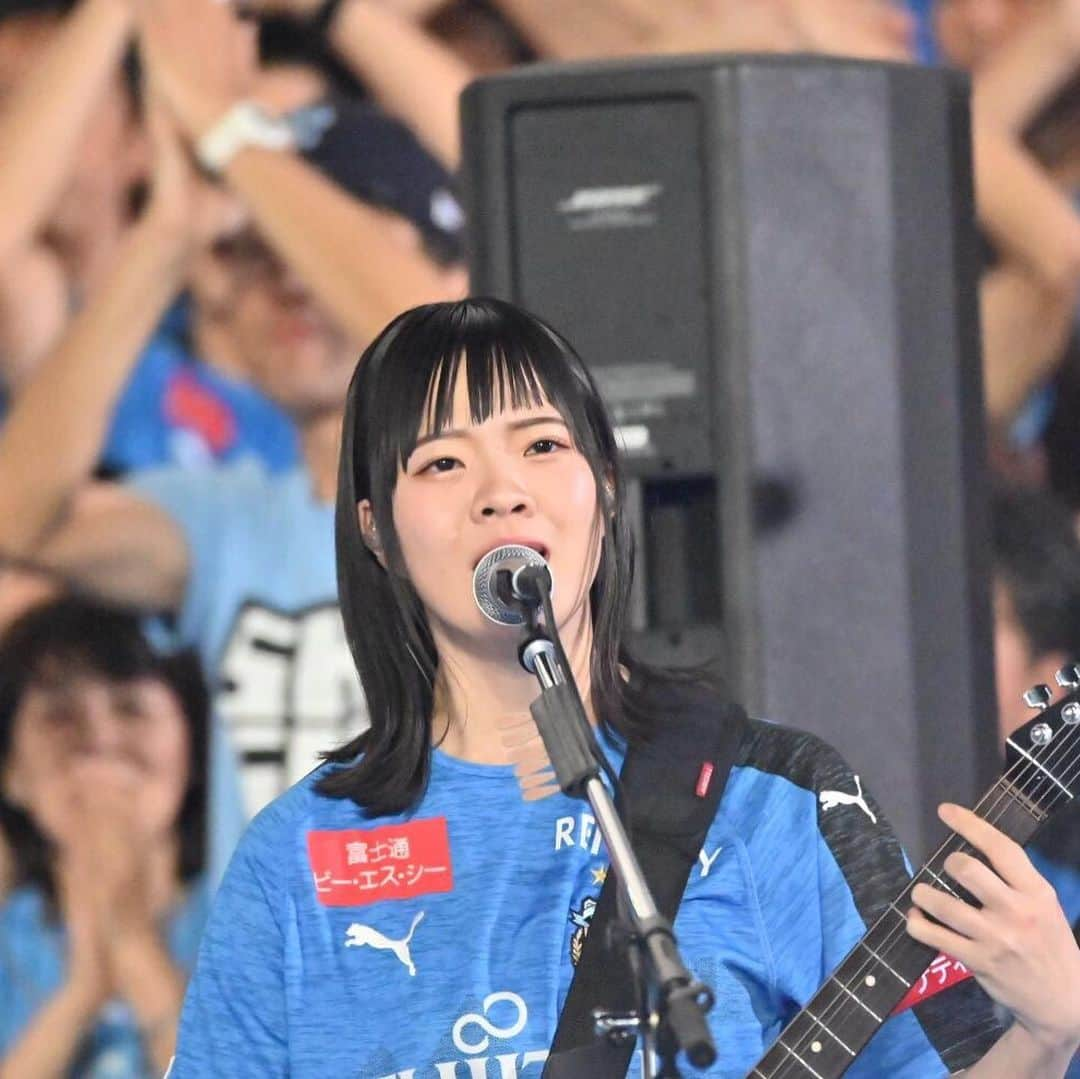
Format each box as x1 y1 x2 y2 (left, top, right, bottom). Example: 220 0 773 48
748 666 1080 1079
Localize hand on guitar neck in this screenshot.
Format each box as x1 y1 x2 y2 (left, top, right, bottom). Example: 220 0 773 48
751 677 1080 1079
906 802 1080 1076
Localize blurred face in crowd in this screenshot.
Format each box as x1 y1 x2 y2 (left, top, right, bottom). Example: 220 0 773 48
992 578 1067 747
189 62 358 421
934 0 1045 70
0 13 147 282
210 228 358 421
1 666 190 851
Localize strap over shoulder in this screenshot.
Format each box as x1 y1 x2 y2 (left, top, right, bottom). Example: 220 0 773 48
544 679 749 1079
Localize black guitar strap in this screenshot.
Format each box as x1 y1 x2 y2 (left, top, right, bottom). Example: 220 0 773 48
543 682 749 1079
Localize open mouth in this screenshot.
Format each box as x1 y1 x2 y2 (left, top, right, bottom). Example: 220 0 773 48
472 540 549 570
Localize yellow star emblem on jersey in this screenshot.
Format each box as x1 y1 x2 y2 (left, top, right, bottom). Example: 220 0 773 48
591 865 608 886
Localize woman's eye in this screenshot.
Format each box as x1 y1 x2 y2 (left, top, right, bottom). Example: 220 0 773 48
526 438 563 456
42 706 76 727
422 457 460 474
115 695 145 719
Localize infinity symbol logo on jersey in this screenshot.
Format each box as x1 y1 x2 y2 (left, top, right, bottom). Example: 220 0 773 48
374 991 548 1079
452 992 528 1053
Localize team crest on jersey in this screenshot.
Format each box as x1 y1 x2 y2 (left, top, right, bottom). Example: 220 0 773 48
568 895 597 966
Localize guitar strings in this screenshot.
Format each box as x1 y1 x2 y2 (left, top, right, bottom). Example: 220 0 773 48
766 708 1080 1079
768 712 1080 1078
762 698 1080 1079
766 716 1079 1079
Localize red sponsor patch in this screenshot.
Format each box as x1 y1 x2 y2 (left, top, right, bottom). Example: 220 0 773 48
695 762 715 799
307 817 454 907
892 953 973 1014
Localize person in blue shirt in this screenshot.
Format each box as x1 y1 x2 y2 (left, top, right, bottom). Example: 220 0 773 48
99 298 300 477
0 21 466 886
0 598 211 1077
172 298 1080 1078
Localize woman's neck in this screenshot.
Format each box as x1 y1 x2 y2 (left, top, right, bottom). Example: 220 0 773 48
431 613 596 765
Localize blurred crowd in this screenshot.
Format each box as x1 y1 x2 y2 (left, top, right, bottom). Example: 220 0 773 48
0 0 1077 1074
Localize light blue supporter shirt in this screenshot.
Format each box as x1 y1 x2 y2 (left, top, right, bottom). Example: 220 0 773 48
0 882 210 1077
129 460 367 887
172 719 999 1077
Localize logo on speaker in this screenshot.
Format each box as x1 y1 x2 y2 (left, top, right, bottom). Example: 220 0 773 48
556 183 663 231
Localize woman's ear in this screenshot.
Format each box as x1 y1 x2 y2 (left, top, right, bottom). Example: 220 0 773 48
356 500 386 568
601 473 616 517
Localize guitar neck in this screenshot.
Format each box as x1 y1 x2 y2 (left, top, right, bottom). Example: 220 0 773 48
749 774 1060 1079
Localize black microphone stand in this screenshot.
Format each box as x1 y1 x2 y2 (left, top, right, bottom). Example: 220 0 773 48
508 568 716 1079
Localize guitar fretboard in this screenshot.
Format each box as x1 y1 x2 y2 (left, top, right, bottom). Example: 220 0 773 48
749 769 1067 1079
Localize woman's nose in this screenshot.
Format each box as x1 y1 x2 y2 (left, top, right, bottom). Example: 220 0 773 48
73 693 124 753
473 465 534 519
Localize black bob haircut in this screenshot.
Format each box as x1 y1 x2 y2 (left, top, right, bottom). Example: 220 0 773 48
323 297 718 815
0 598 209 898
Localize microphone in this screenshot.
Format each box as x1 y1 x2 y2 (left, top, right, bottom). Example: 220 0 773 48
472 544 554 626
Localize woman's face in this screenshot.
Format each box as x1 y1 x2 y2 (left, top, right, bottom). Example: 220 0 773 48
385 368 604 654
2 669 191 850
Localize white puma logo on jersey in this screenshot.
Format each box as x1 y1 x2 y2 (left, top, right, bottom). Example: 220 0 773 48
819 775 877 823
344 911 425 975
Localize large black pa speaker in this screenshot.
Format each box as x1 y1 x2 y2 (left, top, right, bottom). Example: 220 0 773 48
460 54 997 856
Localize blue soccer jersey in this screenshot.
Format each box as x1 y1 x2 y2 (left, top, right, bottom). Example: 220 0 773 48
171 716 999 1077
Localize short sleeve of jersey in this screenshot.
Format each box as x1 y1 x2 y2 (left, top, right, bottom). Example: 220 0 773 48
171 803 293 1077
732 721 1001 1077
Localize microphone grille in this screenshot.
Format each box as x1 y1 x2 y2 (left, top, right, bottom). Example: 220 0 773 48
472 544 548 626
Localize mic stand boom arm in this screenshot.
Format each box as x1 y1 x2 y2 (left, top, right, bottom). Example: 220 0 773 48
516 604 716 1079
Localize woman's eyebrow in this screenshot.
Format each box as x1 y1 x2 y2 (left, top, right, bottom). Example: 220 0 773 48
411 414 567 450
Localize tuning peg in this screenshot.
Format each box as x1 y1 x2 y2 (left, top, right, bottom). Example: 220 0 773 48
1023 684 1053 710
1055 664 1080 688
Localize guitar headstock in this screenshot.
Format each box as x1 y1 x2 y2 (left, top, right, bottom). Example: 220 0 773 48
1005 664 1080 800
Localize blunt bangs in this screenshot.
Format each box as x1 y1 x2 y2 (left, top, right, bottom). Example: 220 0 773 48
354 300 612 525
